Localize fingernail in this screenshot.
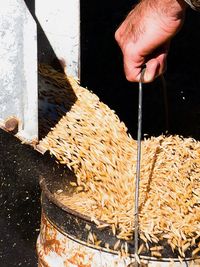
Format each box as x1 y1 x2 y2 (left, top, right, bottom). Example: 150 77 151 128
144 72 153 83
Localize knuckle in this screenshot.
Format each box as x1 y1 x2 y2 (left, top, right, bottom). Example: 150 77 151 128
125 72 135 82
114 29 121 43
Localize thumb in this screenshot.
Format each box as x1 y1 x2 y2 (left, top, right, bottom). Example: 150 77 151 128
142 42 169 82
143 59 160 83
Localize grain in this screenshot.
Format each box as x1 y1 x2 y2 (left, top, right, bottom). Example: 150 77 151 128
150 246 164 251
192 247 200 257
114 240 121 250
151 251 162 257
134 253 141 264
38 64 200 259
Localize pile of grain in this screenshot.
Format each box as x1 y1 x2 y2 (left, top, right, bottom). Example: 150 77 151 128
38 64 200 258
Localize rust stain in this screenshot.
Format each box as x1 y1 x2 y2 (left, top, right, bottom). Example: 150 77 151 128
38 257 51 267
5 117 19 133
41 214 66 256
39 213 94 266
66 252 92 267
43 238 61 254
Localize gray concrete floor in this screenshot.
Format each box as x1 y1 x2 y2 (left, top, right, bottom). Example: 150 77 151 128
0 130 41 267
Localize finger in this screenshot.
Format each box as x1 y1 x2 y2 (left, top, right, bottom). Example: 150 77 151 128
143 50 168 82
156 53 167 76
123 51 143 82
148 42 170 78
156 50 168 75
122 42 169 83
143 59 160 83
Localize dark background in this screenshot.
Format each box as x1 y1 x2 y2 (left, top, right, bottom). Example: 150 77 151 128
0 1 200 267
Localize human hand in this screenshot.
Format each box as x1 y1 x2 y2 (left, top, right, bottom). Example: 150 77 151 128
115 0 186 82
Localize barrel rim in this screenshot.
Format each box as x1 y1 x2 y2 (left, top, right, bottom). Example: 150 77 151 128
39 212 200 264
39 174 107 225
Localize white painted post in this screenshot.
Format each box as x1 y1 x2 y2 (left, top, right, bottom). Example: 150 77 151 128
35 0 80 79
0 0 38 142
0 0 80 142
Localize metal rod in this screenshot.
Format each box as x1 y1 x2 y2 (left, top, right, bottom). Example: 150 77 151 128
160 74 169 133
134 68 145 266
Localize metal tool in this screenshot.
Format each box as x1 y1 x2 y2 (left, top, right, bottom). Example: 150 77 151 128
134 68 145 266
